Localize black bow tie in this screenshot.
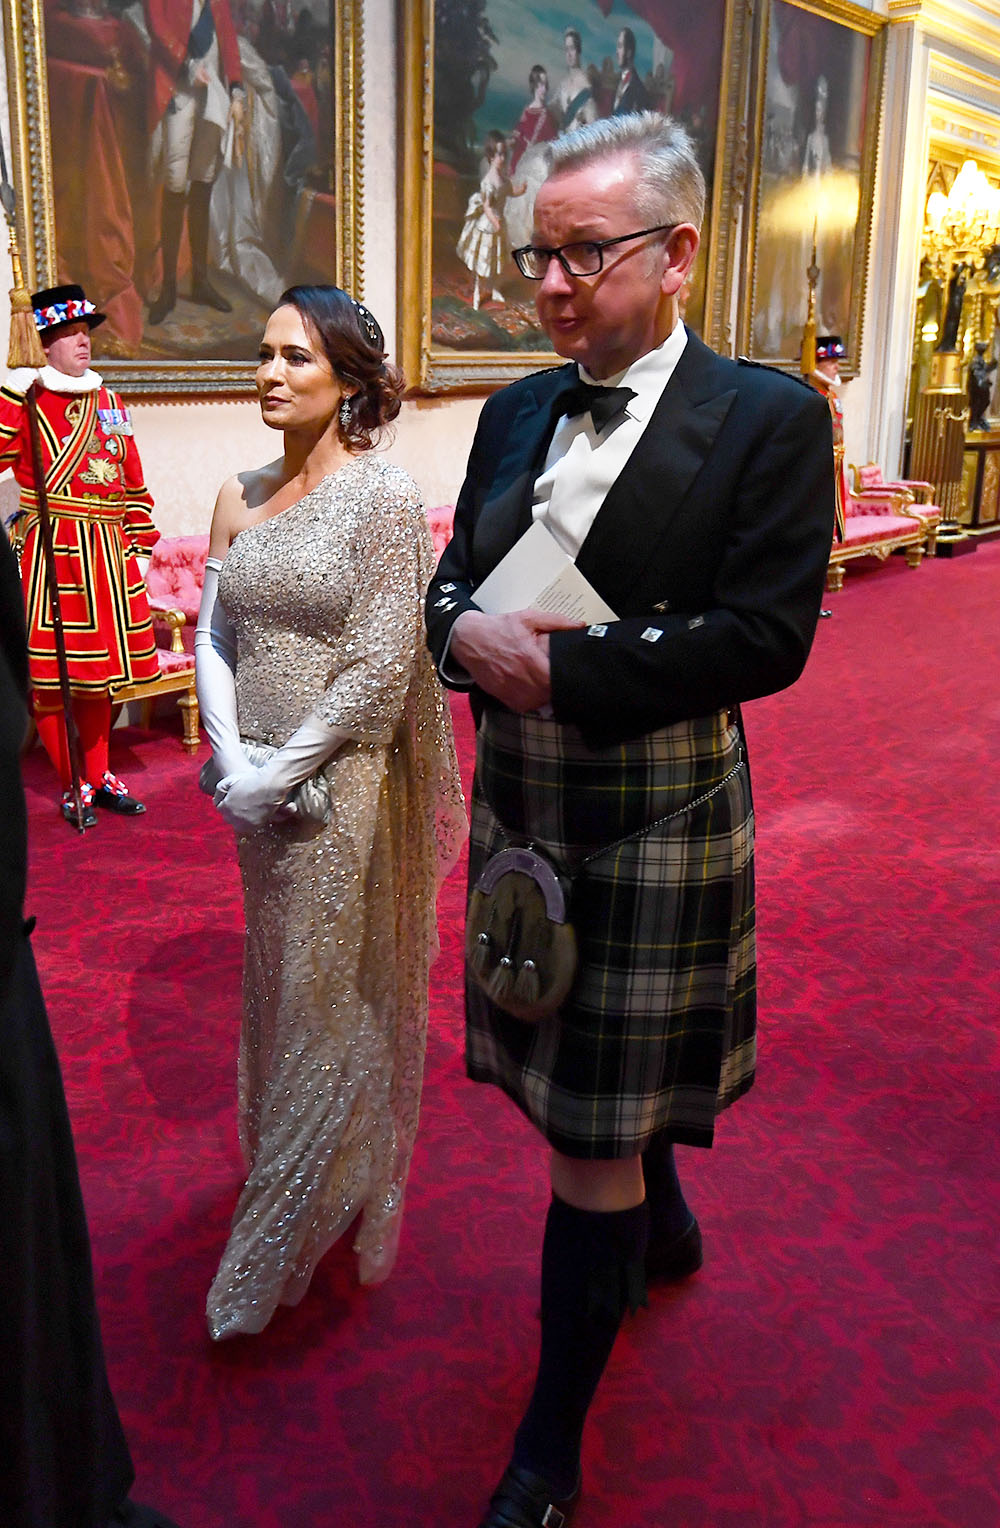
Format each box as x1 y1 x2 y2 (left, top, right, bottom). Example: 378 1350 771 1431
556 380 636 433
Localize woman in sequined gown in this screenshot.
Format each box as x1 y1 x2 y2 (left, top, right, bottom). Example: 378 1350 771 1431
195 286 466 1339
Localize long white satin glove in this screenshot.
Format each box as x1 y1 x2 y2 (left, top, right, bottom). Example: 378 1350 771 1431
194 557 249 781
214 713 350 831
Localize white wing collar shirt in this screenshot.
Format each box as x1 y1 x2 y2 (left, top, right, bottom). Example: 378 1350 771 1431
533 319 688 557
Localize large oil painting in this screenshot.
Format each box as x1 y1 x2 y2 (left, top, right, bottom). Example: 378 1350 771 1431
3 0 361 392
400 0 747 391
741 0 885 374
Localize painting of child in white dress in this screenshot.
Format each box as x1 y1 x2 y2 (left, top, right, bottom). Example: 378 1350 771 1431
456 132 527 311
430 0 726 355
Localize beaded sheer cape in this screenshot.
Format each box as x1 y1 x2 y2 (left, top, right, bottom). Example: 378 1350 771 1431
206 454 466 1340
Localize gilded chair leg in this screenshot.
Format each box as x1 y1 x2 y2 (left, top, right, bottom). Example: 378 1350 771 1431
904 545 925 569
179 688 200 753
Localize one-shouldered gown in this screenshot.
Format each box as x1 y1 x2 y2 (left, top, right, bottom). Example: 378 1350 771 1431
206 454 465 1339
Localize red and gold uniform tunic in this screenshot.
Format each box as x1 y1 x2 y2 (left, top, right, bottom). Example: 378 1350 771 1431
0 367 160 696
808 369 847 543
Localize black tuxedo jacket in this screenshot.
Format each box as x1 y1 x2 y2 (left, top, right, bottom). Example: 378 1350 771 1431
426 328 835 749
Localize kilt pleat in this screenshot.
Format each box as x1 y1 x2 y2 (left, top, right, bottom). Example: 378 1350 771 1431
465 708 756 1157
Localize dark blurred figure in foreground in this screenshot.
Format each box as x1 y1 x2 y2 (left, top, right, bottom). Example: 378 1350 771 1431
0 530 180 1528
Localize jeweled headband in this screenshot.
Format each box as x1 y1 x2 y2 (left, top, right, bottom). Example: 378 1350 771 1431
352 298 381 347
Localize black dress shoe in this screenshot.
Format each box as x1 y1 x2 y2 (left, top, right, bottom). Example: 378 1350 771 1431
646 1215 703 1282
190 278 232 313
94 772 146 816
476 1465 579 1528
60 788 97 829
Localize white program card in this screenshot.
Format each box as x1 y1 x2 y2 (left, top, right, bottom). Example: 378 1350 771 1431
472 520 618 623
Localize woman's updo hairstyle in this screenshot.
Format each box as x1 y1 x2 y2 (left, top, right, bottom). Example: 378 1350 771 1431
277 284 405 449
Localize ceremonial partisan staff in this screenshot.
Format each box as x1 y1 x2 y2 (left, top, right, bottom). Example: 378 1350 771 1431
1 140 89 831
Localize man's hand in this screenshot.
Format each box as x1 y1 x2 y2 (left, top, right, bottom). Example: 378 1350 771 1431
450 608 583 713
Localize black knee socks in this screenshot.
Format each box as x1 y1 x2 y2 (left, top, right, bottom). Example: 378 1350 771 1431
642 1132 693 1245
512 1193 649 1497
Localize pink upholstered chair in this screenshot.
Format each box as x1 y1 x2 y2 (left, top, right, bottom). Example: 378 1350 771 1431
851 463 941 554
827 482 930 591
113 534 209 751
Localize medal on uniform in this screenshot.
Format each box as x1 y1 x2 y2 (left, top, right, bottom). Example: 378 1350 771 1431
98 406 133 436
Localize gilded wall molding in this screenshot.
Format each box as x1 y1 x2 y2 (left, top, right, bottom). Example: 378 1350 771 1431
2 0 55 287
336 0 365 296
888 0 1000 65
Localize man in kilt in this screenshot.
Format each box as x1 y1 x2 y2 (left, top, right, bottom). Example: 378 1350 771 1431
426 113 835 1528
0 285 159 828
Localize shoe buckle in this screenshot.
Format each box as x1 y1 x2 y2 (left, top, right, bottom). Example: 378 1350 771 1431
541 1508 565 1528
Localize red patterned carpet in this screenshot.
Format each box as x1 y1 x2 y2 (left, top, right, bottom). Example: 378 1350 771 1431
22 543 1000 1528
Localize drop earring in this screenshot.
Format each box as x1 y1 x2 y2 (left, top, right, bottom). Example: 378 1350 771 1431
339 396 352 430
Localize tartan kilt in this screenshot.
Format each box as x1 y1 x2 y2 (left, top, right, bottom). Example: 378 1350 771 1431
465 707 756 1157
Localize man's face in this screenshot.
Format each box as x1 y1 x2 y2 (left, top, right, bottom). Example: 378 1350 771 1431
42 319 92 378
616 31 630 70
532 154 693 378
816 357 840 383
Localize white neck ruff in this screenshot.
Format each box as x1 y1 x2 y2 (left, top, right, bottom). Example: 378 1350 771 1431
39 363 103 394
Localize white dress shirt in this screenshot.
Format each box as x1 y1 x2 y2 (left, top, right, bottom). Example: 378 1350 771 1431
532 321 688 558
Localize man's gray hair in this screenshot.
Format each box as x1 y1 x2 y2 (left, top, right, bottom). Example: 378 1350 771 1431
547 113 706 231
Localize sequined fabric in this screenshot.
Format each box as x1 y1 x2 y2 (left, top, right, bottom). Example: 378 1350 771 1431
206 455 466 1340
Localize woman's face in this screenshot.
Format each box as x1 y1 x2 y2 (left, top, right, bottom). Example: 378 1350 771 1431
256 305 344 432
564 35 580 68
490 139 507 169
533 71 548 105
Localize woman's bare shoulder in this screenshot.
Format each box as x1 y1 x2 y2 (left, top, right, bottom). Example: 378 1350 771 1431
209 460 285 556
216 459 285 513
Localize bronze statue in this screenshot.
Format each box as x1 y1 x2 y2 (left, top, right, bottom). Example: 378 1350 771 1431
967 341 997 432
937 263 969 352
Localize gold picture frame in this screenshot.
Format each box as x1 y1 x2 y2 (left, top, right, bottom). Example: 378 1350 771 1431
2 0 364 395
738 0 886 377
398 0 751 394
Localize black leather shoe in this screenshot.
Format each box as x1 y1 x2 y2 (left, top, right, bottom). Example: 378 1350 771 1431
476 1465 579 1528
60 790 97 829
646 1215 703 1282
94 772 146 816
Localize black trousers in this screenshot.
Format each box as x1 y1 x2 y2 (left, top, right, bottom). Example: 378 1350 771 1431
0 926 134 1528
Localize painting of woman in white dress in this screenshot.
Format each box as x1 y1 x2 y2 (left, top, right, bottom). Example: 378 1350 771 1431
748 0 882 368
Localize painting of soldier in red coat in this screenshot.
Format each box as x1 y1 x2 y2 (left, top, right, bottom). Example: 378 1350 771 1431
40 0 339 369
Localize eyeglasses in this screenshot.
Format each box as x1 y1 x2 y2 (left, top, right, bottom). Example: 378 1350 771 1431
512 224 677 280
